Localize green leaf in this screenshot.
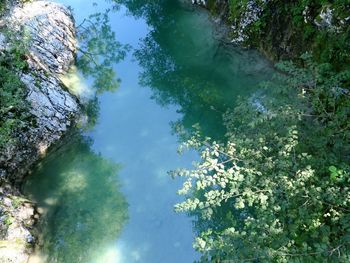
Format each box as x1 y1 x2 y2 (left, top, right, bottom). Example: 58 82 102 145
328 166 337 173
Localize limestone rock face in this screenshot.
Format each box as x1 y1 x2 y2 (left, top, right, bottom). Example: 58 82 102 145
0 2 80 262
0 1 80 183
10 1 77 74
192 0 269 44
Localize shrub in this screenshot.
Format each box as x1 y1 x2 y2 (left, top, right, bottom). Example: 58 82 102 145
173 56 350 262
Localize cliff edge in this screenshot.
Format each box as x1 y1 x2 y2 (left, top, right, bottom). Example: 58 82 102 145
0 1 80 262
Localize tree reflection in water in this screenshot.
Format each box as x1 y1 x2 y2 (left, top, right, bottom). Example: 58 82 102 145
76 5 130 93
25 132 128 263
113 0 273 140
25 3 131 262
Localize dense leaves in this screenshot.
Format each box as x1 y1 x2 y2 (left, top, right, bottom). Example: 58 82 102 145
0 37 32 150
173 57 350 262
225 0 350 69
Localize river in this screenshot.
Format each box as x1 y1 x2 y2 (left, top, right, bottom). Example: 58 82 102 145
24 1 273 262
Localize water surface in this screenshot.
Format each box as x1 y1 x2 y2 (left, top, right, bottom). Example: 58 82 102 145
24 1 273 262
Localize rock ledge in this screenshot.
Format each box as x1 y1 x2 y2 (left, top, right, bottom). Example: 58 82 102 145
0 1 80 262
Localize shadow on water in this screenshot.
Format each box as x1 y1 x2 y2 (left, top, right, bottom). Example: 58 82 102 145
24 132 128 263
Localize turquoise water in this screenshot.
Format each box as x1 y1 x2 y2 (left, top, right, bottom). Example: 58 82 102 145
24 1 273 262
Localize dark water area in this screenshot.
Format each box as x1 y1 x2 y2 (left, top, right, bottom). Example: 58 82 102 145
24 1 273 262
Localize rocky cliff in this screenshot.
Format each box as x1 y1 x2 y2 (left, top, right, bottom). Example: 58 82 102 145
0 0 79 183
197 0 349 65
0 1 80 262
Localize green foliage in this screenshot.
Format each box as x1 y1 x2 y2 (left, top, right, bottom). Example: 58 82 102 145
228 0 249 21
11 196 24 209
0 27 33 148
173 56 350 262
3 215 13 226
0 37 32 150
0 2 5 14
227 0 350 69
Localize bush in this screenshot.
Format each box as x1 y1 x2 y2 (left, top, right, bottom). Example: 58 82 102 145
173 56 350 262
